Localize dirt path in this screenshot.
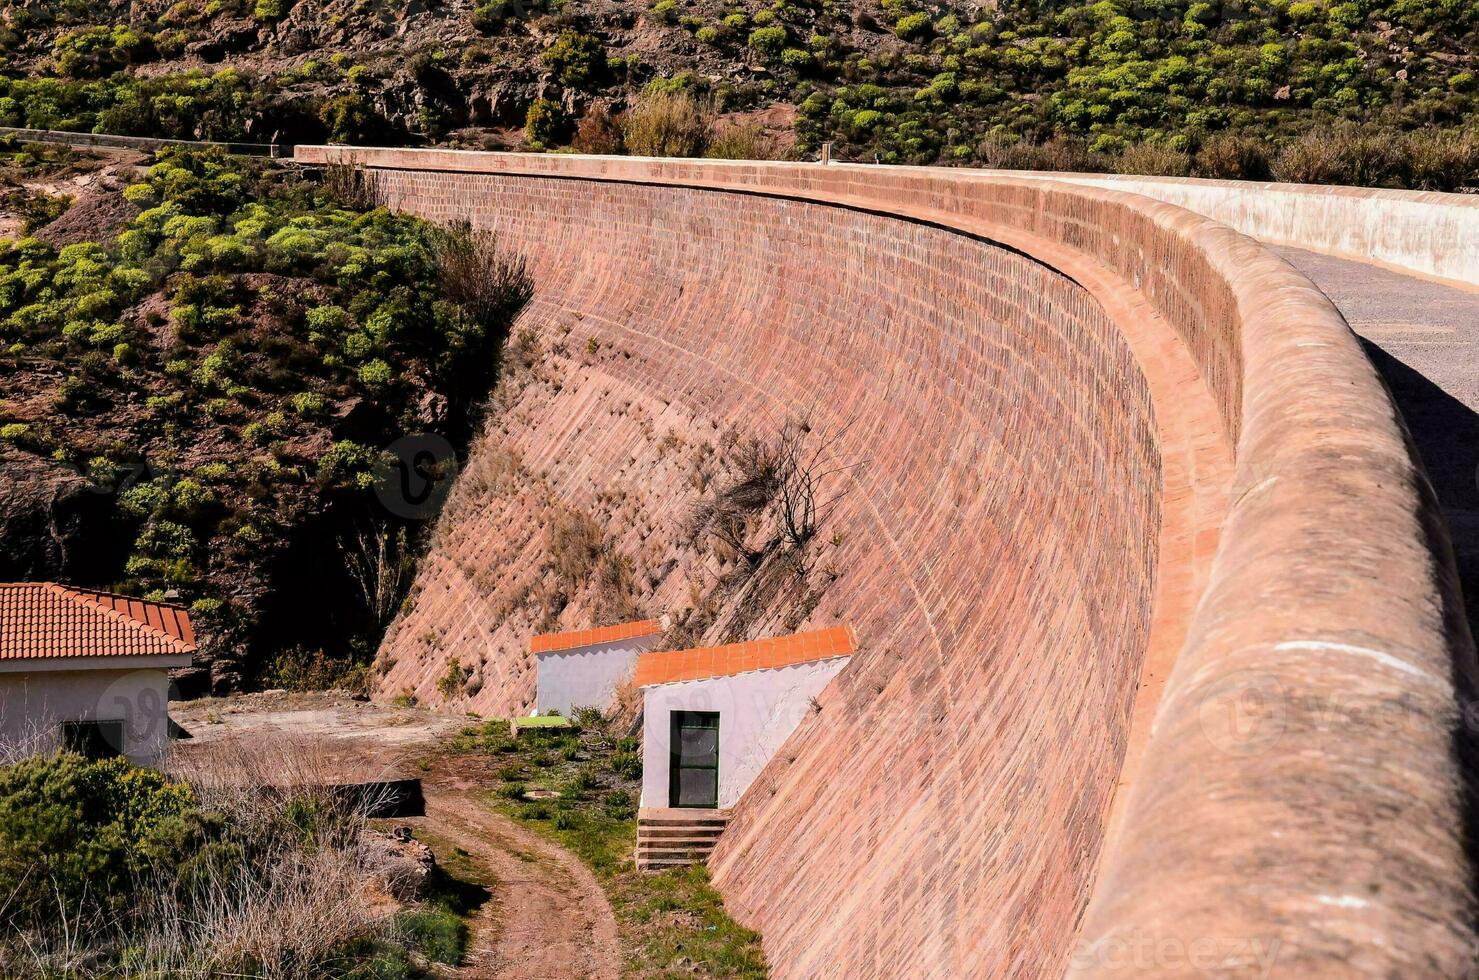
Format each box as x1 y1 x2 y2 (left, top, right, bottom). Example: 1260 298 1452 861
172 693 622 979
412 785 621 979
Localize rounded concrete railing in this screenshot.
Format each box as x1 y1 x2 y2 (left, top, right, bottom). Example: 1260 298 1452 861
296 146 1478 977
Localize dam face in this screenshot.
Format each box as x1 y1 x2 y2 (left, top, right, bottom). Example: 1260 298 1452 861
301 150 1479 978
381 172 1161 974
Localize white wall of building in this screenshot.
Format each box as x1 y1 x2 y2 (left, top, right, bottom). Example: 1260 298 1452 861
536 637 656 717
0 658 181 765
640 658 849 809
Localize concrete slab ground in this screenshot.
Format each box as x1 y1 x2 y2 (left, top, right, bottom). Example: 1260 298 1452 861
1277 245 1479 631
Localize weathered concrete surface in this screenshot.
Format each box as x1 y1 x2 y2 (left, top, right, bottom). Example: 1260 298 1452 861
1277 245 1479 632
296 149 1479 979
1002 170 1479 287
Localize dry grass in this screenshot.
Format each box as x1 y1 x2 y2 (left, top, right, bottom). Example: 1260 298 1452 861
1271 125 1479 190
1193 133 1272 180
619 91 713 158
1115 141 1192 177
321 162 382 210
705 122 785 161
0 736 412 978
547 505 605 586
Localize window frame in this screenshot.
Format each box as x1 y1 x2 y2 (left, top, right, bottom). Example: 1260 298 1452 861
60 719 126 760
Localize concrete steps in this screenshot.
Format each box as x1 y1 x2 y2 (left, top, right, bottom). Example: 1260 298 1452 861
636 808 729 871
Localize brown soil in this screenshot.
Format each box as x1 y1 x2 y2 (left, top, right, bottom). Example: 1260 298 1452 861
171 692 622 979
415 787 621 979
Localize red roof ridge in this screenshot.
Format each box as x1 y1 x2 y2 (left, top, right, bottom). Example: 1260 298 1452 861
635 625 856 687
531 617 663 655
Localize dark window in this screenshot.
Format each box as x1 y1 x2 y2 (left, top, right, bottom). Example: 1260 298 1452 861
61 720 125 760
669 711 719 808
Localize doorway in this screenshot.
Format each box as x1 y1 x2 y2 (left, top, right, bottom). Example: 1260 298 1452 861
669 711 719 808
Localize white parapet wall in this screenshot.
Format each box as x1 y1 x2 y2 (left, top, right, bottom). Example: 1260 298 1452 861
640 657 850 810
994 170 1479 287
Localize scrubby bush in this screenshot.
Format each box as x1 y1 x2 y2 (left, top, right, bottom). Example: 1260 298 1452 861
525 98 566 147
0 754 197 928
1194 133 1272 181
706 122 784 160
620 91 713 157
1116 141 1193 177
572 104 624 154
748 25 788 56
541 30 607 88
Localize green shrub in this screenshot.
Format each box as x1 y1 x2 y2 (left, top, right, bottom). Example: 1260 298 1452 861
748 25 788 56
253 0 292 19
894 12 931 39
525 98 566 147
541 30 607 88
608 751 642 781
0 754 198 927
602 788 636 819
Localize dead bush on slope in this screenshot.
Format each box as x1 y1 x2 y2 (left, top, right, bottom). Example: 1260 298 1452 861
572 103 624 154
706 122 785 161
321 162 382 210
679 416 862 644
432 221 534 331
548 506 605 586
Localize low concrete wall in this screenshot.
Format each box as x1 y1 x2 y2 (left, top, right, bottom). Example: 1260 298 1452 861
998 169 1479 286
640 659 849 810
0 126 282 157
298 146 1479 978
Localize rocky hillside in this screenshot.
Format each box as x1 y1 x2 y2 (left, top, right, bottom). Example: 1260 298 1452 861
0 0 1474 183
0 145 531 691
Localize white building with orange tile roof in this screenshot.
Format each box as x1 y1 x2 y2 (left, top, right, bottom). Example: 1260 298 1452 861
0 583 196 765
636 626 855 811
530 618 665 717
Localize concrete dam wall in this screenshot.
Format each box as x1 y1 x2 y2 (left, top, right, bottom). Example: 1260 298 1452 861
296 148 1479 978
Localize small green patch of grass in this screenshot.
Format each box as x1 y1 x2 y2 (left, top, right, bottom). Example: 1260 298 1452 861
397 907 467 966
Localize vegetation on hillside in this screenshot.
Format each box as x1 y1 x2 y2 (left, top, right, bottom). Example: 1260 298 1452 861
0 148 532 687
442 710 768 977
0 747 476 977
0 0 1470 187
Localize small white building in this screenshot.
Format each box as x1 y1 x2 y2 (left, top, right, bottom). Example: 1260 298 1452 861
532 618 664 717
636 626 855 810
0 583 196 766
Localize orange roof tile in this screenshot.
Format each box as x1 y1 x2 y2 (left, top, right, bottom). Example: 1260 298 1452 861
530 618 663 656
0 583 196 661
635 626 855 687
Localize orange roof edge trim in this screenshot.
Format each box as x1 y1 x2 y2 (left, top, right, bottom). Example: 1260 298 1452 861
635 626 856 687
530 618 664 655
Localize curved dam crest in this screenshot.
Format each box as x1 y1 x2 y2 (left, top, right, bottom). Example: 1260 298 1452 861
298 148 1479 978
